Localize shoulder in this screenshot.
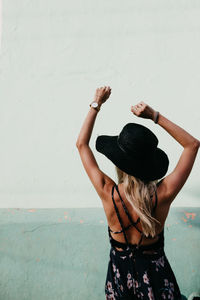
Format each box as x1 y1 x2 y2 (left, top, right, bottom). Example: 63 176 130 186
101 181 117 205
100 181 117 220
153 179 172 227
156 178 171 205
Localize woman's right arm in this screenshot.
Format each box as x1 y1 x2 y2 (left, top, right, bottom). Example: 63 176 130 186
131 102 200 204
156 113 199 203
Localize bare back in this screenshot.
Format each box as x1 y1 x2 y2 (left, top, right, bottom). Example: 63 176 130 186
106 181 170 248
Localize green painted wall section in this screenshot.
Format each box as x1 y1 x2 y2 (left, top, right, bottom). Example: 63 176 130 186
0 207 199 299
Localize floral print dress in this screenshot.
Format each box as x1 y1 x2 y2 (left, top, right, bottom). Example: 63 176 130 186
105 184 182 300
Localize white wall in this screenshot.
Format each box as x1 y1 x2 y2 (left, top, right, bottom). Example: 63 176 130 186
0 0 199 207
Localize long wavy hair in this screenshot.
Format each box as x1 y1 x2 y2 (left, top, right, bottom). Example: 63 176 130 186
115 166 161 238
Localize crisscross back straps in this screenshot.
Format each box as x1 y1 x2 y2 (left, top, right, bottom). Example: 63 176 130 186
114 184 142 234
111 185 129 246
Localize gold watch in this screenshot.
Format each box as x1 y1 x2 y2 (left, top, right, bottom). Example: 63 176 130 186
89 101 101 112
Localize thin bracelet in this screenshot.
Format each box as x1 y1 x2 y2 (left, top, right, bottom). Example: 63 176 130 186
154 111 159 124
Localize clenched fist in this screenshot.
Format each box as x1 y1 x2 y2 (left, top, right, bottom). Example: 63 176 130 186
131 102 157 121
94 86 112 105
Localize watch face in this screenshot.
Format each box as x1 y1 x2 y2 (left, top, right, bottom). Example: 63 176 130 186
92 102 98 108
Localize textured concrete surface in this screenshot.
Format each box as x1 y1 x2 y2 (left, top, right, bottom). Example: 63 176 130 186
0 207 199 299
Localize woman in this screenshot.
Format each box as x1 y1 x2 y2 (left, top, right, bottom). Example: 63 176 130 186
76 86 199 299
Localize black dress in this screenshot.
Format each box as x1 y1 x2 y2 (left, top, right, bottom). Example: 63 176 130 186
105 184 182 300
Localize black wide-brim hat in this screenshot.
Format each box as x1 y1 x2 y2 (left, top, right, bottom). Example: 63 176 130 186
95 123 169 182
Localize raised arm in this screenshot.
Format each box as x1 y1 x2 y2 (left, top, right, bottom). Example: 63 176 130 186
131 102 200 204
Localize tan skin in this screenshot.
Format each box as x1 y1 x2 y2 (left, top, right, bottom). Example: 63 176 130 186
76 86 200 251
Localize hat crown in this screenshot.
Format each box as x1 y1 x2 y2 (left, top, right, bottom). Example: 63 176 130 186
117 123 158 158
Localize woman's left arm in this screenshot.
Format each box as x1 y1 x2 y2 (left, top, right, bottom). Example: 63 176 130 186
76 86 115 201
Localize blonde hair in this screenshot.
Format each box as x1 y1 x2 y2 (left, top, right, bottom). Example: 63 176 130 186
115 166 161 238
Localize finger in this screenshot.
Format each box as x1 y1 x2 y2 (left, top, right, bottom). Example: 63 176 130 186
131 110 139 116
106 86 111 93
131 106 138 113
140 101 146 107
132 105 137 109
137 103 143 108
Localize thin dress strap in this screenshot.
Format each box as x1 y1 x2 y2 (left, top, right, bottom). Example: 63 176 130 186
110 184 130 246
115 184 142 233
109 184 158 247
109 223 132 234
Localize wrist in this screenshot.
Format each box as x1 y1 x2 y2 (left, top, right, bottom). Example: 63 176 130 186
93 99 102 106
89 100 102 112
152 111 159 123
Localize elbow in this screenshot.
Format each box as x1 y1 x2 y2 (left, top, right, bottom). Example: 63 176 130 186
76 141 81 148
76 141 87 149
193 139 200 150
185 139 200 152
189 139 200 153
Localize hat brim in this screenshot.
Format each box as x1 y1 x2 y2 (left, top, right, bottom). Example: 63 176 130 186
95 135 169 181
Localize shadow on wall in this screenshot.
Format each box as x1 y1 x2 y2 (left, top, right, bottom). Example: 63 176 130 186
0 207 199 300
